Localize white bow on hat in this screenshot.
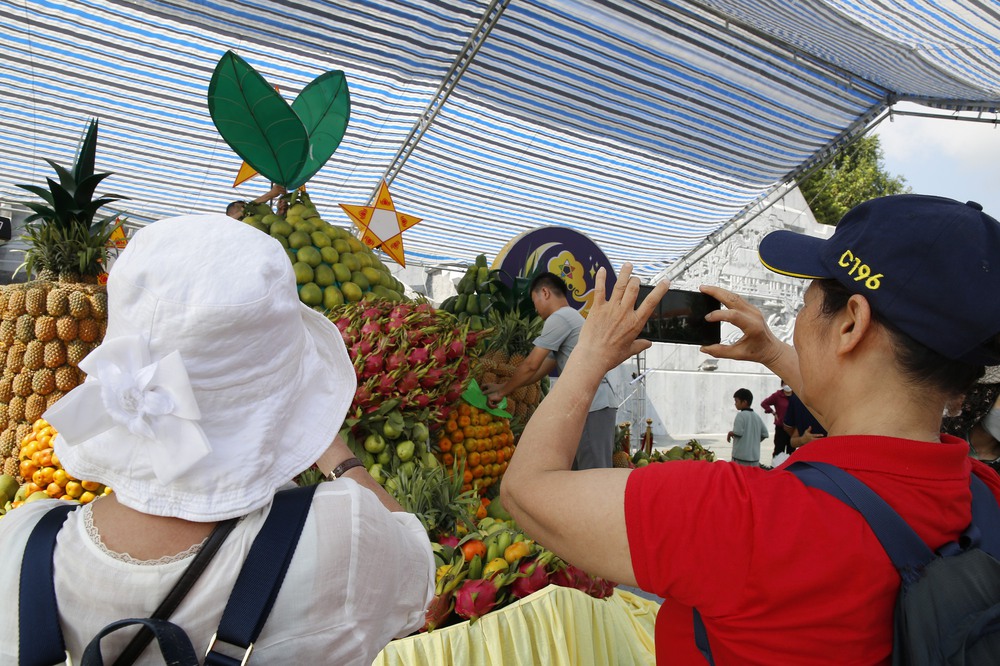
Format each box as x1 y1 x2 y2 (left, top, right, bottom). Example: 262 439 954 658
45 334 211 484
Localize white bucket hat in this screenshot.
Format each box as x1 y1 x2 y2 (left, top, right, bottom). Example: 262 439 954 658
45 214 356 521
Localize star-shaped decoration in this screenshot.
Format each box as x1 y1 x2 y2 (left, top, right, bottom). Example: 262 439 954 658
339 179 422 267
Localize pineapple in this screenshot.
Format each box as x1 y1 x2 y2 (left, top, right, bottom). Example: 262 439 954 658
471 272 547 436
0 119 120 480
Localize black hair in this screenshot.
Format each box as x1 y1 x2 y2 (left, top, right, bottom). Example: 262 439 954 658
815 279 984 396
942 383 1000 437
530 272 569 298
734 388 753 404
226 201 245 218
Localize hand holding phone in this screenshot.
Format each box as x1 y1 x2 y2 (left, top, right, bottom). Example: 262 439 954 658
636 286 721 346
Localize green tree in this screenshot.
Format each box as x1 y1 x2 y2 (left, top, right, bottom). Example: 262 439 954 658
798 134 909 226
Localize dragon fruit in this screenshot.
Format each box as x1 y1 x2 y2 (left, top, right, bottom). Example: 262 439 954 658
422 591 454 632
329 299 485 425
551 563 594 595
454 578 499 622
510 557 551 599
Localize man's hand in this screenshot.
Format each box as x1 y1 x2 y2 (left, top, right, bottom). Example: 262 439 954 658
481 382 504 407
791 426 824 449
726 430 735 442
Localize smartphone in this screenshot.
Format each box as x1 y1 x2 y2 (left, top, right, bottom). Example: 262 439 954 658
636 285 721 346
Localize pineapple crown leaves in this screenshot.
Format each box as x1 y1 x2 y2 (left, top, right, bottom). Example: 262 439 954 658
15 119 128 278
17 119 127 230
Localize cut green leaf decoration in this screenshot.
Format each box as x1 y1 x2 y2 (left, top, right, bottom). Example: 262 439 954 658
207 50 350 189
288 70 350 189
461 379 512 419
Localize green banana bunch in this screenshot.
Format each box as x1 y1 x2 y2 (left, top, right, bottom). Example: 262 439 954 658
440 254 496 331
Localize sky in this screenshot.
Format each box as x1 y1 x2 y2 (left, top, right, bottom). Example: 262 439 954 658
873 102 1000 218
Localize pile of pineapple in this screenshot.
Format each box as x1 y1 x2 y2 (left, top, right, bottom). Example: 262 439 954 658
1 118 119 482
469 269 546 431
0 282 105 479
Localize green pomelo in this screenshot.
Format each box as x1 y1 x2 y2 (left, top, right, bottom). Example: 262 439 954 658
271 220 293 237
357 253 373 269
361 266 382 285
314 263 336 287
292 262 314 284
288 203 309 218
296 246 322 268
350 271 371 291
341 253 361 272
333 239 351 254
341 281 363 303
288 231 313 249
286 249 297 264
347 237 365 253
245 219 269 233
299 282 323 306
323 285 345 309
320 247 340 264
379 271 394 289
372 285 392 299
294 221 316 234
271 233 289 249
310 231 331 248
285 214 302 226
261 214 284 227
332 263 352 283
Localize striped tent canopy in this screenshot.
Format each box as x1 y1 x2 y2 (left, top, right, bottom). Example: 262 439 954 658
2 0 998 278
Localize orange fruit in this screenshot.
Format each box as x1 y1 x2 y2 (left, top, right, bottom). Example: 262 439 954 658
53 469 69 487
65 481 83 499
79 491 97 504
460 539 487 562
45 482 64 498
81 480 102 492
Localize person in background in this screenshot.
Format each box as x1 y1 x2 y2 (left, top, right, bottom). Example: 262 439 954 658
727 388 767 466
943 366 1000 474
483 272 617 469
761 381 793 458
226 183 287 219
0 214 433 664
784 390 827 449
501 195 1000 664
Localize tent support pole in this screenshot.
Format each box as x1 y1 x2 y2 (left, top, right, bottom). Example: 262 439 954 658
368 0 512 203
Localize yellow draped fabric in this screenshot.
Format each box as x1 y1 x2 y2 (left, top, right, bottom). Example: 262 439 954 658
373 586 659 665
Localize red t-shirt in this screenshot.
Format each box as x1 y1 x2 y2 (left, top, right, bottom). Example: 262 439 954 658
624 434 1000 665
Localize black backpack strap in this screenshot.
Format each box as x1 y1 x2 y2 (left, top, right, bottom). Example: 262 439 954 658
204 484 318 665
693 608 714 665
80 618 199 666
787 461 934 582
968 474 1000 558
19 502 78 666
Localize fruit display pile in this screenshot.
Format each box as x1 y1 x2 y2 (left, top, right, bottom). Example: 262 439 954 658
436 394 514 494
426 514 618 630
239 191 406 309
329 299 481 421
1 418 111 516
0 282 107 481
632 439 717 466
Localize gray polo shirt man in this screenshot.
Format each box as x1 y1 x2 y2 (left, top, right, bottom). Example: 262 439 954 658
535 306 617 468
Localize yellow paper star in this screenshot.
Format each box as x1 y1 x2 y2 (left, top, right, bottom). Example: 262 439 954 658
339 179 422 267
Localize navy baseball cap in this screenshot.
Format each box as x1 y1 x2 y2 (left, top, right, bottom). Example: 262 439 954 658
758 194 1000 365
